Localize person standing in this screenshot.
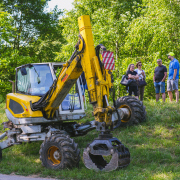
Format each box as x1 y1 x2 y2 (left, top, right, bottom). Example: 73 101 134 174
167 52 179 103
127 64 139 99
135 61 146 101
153 59 167 102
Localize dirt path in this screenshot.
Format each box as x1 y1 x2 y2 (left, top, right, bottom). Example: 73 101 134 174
0 174 59 180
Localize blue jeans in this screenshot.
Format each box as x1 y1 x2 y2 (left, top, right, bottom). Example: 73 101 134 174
154 82 165 94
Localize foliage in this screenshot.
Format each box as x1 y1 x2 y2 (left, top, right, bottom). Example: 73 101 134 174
1 0 64 62
0 1 64 97
122 0 180 99
1 0 180 99
58 0 180 99
0 100 180 179
56 0 143 95
0 50 37 100
56 0 141 62
2 1 61 46
0 10 15 47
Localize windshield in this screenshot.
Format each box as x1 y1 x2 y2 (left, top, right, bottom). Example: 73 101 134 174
17 64 53 96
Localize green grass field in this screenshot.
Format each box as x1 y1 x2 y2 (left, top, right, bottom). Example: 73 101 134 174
0 100 180 180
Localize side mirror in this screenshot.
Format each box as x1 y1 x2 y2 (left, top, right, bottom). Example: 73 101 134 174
20 67 27 75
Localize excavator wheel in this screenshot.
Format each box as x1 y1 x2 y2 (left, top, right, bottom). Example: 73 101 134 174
39 134 80 169
116 96 146 126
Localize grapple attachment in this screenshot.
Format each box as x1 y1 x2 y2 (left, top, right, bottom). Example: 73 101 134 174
83 133 130 171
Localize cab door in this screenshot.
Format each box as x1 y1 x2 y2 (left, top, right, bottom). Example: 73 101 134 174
51 63 86 121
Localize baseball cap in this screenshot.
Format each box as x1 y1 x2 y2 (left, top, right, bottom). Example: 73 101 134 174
167 52 175 56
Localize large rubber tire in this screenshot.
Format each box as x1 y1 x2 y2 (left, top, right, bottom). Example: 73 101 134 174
116 96 146 126
39 134 80 169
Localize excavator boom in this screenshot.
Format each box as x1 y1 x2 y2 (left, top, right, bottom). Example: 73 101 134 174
32 15 112 125
31 15 130 171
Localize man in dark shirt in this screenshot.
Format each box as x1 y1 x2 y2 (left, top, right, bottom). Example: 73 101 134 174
153 59 167 102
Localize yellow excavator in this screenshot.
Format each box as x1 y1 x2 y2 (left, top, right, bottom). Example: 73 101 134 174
0 15 146 171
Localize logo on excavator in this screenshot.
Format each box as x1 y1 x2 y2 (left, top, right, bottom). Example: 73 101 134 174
22 114 28 117
61 74 68 82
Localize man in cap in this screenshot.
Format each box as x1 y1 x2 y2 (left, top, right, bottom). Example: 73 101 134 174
153 59 167 102
167 52 179 102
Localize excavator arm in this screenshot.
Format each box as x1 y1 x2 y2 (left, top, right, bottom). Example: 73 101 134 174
32 16 113 126
31 15 130 171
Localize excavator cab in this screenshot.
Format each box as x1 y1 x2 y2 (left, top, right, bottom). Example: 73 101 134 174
16 63 86 120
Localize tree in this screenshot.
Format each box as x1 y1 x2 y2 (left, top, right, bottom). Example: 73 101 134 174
123 0 180 98
0 6 15 50
0 1 64 100
57 0 143 97
2 0 64 62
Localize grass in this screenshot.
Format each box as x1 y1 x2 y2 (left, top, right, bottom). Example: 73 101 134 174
0 100 180 180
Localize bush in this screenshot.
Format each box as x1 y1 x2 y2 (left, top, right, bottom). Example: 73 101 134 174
0 50 38 97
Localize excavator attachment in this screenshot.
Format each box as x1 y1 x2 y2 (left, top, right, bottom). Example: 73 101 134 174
83 133 130 171
77 15 131 171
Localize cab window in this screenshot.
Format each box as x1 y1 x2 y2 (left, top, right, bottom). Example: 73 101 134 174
17 64 53 96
